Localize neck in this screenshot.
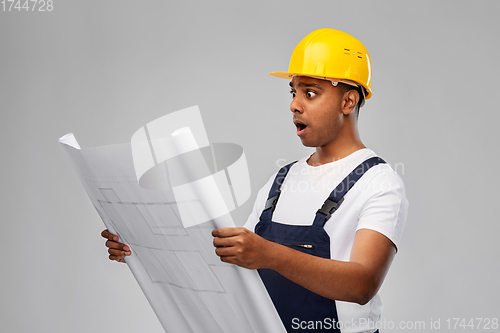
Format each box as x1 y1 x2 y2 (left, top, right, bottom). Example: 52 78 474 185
307 117 365 166
309 141 366 166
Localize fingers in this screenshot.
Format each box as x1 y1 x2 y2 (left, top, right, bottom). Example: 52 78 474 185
105 240 130 251
106 246 131 262
212 228 250 249
213 236 235 247
102 229 131 263
218 255 236 264
108 247 129 256
101 229 119 242
214 245 237 257
212 227 248 238
109 255 127 263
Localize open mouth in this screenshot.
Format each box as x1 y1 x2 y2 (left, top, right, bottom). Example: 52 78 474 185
294 120 307 134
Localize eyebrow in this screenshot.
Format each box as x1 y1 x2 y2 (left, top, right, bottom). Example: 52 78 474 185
289 81 323 90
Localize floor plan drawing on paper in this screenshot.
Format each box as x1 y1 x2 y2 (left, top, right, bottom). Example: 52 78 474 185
59 106 285 333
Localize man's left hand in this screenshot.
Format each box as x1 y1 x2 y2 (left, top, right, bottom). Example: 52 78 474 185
212 227 273 269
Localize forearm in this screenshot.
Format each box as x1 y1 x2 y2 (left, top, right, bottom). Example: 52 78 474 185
213 228 395 305
265 241 378 305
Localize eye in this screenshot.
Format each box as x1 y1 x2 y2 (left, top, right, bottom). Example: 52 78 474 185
289 90 296 98
306 91 316 98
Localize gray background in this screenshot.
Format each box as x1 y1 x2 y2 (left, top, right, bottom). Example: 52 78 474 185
1 0 499 332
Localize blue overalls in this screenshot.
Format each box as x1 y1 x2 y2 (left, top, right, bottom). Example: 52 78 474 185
255 157 385 332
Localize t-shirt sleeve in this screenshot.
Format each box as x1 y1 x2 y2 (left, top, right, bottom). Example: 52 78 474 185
355 168 409 251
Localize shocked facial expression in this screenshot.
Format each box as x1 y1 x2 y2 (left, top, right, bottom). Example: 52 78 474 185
289 76 346 148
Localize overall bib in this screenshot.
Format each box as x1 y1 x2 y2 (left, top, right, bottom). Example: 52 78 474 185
255 157 385 332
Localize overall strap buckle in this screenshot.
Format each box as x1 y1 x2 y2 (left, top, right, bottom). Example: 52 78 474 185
262 161 297 215
263 190 281 212
316 197 345 220
314 156 386 226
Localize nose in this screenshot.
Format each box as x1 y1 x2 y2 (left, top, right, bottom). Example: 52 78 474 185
290 94 303 114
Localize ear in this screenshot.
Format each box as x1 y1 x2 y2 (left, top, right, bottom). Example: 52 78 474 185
341 89 360 115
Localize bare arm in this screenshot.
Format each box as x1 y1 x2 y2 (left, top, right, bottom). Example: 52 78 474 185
212 227 395 305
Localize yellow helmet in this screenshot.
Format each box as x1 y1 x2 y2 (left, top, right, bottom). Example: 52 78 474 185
269 28 373 100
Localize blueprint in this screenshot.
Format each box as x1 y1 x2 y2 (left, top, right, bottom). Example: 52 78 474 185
59 106 285 333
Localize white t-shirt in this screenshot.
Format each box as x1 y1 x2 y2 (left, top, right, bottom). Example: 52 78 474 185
244 148 409 333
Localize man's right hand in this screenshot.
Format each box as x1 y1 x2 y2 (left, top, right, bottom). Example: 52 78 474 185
101 229 131 263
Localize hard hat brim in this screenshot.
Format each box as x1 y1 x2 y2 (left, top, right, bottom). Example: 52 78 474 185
268 71 372 100
268 71 295 79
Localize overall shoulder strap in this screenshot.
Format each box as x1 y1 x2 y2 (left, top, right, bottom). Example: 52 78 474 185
313 156 386 227
259 161 297 221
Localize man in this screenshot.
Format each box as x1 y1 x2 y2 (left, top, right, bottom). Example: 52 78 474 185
102 29 408 332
